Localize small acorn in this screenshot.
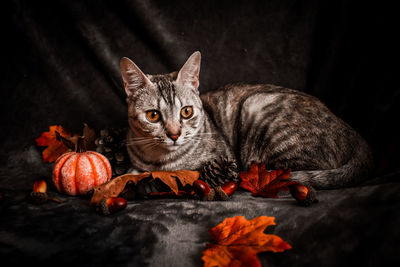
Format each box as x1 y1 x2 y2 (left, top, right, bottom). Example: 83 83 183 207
100 197 127 215
289 183 318 206
221 181 238 197
215 181 238 201
30 180 48 204
33 179 47 193
193 180 215 201
30 180 63 205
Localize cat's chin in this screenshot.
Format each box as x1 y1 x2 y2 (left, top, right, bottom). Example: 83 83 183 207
159 141 185 152
163 144 181 151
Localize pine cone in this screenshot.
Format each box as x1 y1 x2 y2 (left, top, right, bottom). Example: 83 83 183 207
200 157 239 188
94 127 132 177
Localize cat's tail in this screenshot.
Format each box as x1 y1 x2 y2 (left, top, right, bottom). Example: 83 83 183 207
290 138 374 189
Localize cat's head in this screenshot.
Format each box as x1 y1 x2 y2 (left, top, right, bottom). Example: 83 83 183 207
120 51 203 151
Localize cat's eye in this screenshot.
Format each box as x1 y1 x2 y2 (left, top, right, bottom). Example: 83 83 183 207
146 110 161 123
181 106 193 119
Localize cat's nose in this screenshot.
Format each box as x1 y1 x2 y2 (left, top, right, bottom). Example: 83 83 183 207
167 131 181 141
169 135 180 141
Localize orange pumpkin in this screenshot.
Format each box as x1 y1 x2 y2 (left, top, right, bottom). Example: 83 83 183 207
52 151 112 196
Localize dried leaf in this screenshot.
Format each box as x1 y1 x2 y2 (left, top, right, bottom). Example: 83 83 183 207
90 170 199 205
35 125 72 162
55 123 96 151
90 173 150 206
37 124 97 162
239 163 296 198
55 130 77 151
202 216 291 267
82 123 97 150
151 170 199 194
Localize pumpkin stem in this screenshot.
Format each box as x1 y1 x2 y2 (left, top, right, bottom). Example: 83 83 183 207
76 136 86 153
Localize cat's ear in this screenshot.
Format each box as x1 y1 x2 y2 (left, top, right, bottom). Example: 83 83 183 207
176 51 201 90
120 57 153 97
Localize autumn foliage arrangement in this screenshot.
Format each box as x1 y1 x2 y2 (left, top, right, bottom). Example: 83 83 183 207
32 124 315 266
35 124 318 207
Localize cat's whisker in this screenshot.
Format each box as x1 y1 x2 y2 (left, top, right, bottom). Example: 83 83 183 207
188 135 223 140
123 139 159 146
124 138 154 141
123 139 153 143
142 142 158 150
184 136 226 144
125 137 152 140
122 136 162 146
125 142 151 146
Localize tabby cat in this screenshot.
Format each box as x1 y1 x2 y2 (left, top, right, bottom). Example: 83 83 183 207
120 51 373 189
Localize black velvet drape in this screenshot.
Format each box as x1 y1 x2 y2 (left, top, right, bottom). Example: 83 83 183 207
1 1 399 266
1 0 398 175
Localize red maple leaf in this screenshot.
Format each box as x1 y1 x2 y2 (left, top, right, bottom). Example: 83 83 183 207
239 163 296 198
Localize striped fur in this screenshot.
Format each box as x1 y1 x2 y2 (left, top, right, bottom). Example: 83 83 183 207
201 84 373 189
121 53 373 189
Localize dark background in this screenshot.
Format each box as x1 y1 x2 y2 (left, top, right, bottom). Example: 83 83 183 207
1 0 398 176
1 0 400 174
0 1 399 266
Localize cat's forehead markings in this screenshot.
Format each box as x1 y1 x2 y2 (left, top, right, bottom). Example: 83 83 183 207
151 76 177 106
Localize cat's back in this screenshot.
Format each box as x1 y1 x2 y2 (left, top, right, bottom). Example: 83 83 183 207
200 83 371 177
200 83 319 149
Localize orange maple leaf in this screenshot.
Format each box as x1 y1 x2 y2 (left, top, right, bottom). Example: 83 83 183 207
239 163 296 198
35 125 72 163
202 216 291 267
